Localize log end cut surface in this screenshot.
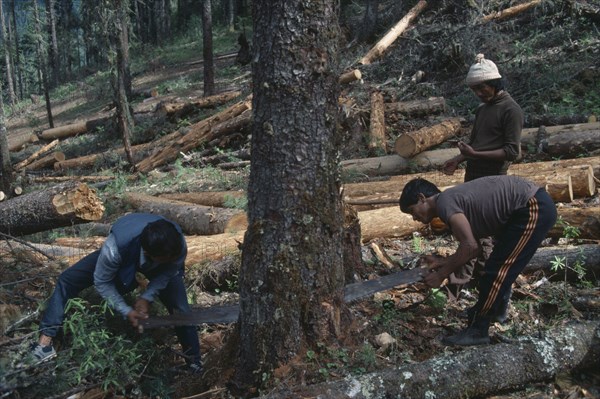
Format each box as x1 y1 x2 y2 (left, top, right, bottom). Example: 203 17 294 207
52 184 105 221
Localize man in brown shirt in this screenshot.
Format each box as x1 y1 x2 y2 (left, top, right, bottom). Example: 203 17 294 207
442 54 525 310
399 176 557 346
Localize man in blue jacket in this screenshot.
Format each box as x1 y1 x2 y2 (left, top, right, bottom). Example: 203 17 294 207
30 213 202 373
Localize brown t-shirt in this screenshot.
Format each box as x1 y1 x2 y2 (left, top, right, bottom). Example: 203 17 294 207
466 91 524 178
436 175 539 238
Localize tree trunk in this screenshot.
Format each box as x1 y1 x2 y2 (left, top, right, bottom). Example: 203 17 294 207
32 0 53 128
357 0 379 43
135 99 252 172
10 0 23 100
0 0 16 106
45 0 59 88
202 0 215 96
122 192 247 235
522 244 600 279
394 118 462 157
23 151 65 171
358 206 426 242
368 91 386 155
38 116 112 140
0 80 12 195
520 121 600 148
158 191 246 207
384 97 446 117
341 155 408 177
544 129 600 157
359 0 427 65
233 0 345 393
0 182 105 236
550 206 600 240
115 0 135 169
155 91 242 118
411 148 460 169
481 0 542 23
278 321 600 399
13 139 59 170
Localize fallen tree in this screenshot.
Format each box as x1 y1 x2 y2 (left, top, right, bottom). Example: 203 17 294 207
122 192 248 235
368 91 386 154
155 90 242 119
13 139 59 170
278 320 600 399
394 118 462 157
0 182 105 236
341 155 409 177
158 191 246 207
384 97 446 117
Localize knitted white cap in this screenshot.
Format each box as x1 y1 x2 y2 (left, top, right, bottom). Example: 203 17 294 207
465 54 502 86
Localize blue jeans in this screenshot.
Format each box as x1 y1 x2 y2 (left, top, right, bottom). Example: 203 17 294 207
39 250 201 364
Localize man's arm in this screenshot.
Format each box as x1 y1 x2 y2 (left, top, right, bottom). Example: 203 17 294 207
422 213 481 287
93 235 133 317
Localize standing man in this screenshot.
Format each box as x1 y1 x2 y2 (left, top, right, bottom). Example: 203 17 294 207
30 213 202 373
442 53 525 305
399 176 556 345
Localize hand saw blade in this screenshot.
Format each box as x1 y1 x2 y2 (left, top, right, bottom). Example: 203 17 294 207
343 267 424 302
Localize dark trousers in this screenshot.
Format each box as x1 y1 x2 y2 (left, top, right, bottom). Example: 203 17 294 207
39 250 201 364
473 188 557 318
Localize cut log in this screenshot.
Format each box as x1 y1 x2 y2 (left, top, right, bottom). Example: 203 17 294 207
12 186 22 196
341 155 409 178
368 91 386 154
520 122 600 148
481 0 542 23
55 108 252 172
0 183 105 236
544 129 600 156
0 191 5 201
122 192 248 235
411 148 460 169
357 206 426 243
0 239 91 264
155 90 242 118
158 191 247 208
8 135 31 152
27 175 114 184
338 69 362 85
522 244 600 279
39 116 112 140
136 98 252 172
345 192 400 212
23 151 66 170
13 139 59 170
186 231 246 265
542 175 573 203
279 321 600 399
551 206 600 240
394 118 462 158
359 0 428 65
384 97 446 117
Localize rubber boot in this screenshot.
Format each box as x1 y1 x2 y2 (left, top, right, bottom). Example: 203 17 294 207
442 314 491 346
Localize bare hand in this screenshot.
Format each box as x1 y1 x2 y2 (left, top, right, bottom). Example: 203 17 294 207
457 141 475 158
423 270 446 288
420 254 443 270
127 309 148 328
442 159 459 175
134 298 151 315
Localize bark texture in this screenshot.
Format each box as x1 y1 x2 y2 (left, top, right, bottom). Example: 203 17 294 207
276 321 600 399
0 182 104 236
394 118 461 157
233 0 345 392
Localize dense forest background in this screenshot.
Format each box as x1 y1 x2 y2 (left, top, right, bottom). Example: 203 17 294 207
0 0 599 398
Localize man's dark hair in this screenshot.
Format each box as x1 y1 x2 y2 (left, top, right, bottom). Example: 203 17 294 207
484 77 505 92
399 178 441 213
140 219 183 259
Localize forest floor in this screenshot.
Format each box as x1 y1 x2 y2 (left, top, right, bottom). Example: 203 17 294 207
1 1 600 398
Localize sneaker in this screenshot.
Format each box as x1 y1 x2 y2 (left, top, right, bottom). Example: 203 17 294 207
188 362 203 375
441 327 490 346
29 342 57 364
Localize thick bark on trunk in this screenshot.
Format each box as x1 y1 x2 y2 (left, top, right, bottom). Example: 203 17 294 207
135 98 251 172
394 118 461 158
359 0 427 65
544 130 600 157
384 97 446 117
278 321 600 399
481 0 542 23
0 182 104 236
368 91 386 154
521 121 600 148
341 155 408 177
158 190 246 207
27 175 113 184
122 192 247 235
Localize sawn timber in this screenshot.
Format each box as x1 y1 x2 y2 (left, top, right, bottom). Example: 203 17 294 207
140 267 424 329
